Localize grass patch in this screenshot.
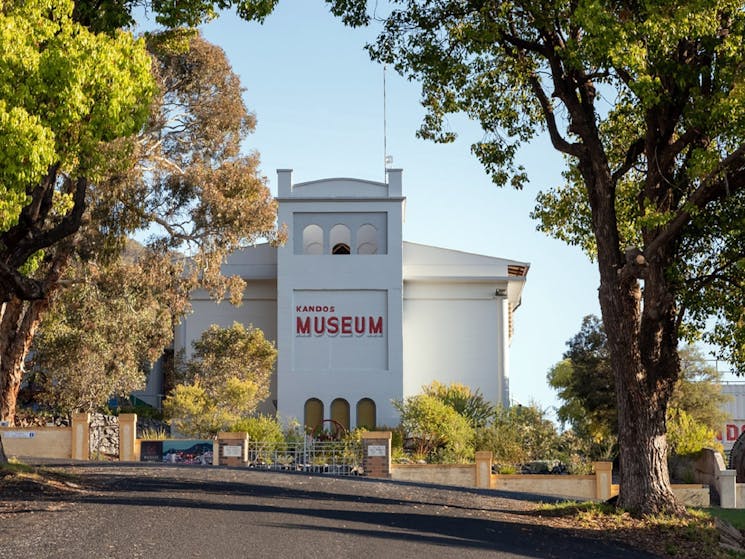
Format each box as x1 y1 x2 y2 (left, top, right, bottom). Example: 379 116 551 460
536 501 743 558
704 508 745 531
0 459 35 476
0 459 81 488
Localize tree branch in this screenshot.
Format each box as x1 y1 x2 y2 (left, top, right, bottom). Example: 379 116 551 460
528 73 583 157
612 138 645 184
9 176 88 268
645 144 745 259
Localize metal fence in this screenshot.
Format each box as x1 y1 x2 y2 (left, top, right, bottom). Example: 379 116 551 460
246 437 363 476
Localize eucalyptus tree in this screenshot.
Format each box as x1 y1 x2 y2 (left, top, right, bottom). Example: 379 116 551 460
276 0 745 514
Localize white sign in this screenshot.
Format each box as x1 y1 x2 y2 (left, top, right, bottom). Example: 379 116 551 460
3 431 35 439
222 445 243 457
367 445 386 457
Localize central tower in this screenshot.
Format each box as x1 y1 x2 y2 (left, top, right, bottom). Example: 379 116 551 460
275 169 405 430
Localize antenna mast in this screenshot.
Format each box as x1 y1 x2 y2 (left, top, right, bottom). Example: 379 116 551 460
383 64 392 181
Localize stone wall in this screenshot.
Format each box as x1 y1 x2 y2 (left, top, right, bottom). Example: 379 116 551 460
89 414 119 458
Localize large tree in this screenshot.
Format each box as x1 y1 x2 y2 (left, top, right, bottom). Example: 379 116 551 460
0 0 155 422
0 2 281 425
304 0 745 513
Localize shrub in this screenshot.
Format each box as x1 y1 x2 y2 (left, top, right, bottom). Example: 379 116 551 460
231 415 284 444
394 394 474 463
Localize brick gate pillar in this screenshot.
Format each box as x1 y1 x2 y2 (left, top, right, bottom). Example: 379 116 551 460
361 431 391 478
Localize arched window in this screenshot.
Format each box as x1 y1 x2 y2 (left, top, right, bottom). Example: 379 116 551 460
302 224 324 255
356 398 376 429
329 224 351 256
356 224 378 255
304 398 324 431
330 398 350 433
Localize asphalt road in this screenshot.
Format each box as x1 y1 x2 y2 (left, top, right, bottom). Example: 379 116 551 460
0 464 660 559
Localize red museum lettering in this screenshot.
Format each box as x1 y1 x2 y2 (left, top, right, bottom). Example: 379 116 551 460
296 315 384 337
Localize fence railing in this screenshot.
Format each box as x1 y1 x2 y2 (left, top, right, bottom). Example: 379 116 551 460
246 437 363 476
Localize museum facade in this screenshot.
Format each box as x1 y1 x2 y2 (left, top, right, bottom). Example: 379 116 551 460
162 169 529 429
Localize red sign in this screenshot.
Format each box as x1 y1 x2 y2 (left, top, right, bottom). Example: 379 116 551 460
296 315 383 337
717 422 745 443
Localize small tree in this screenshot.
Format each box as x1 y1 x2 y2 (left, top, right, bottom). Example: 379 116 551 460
422 381 494 428
394 394 474 463
163 323 276 437
231 415 285 444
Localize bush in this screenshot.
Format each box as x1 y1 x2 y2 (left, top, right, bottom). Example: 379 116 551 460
394 394 474 463
231 415 284 444
475 403 562 467
667 408 723 456
422 381 494 428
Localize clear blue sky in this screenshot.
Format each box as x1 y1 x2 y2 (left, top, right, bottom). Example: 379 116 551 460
141 2 605 418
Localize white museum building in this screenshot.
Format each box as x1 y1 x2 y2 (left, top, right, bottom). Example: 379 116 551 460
162 169 529 430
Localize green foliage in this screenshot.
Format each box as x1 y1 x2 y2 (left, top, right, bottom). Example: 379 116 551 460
475 403 562 467
0 6 283 429
29 255 178 415
163 323 276 437
548 316 729 459
231 415 284 444
666 409 722 457
547 316 617 459
163 383 213 438
0 0 154 239
71 0 280 32
182 322 276 403
394 394 474 463
422 381 494 428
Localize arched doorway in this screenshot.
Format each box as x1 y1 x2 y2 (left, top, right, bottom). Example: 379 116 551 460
356 398 376 429
330 398 350 433
304 398 324 431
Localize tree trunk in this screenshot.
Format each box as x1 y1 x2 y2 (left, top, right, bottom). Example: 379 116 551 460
0 435 6 464
598 254 683 515
0 297 47 425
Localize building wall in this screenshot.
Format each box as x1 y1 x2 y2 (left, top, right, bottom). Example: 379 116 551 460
166 170 527 428
403 281 509 405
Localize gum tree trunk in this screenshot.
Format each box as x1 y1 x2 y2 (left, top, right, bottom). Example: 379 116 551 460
595 217 683 514
0 297 48 425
